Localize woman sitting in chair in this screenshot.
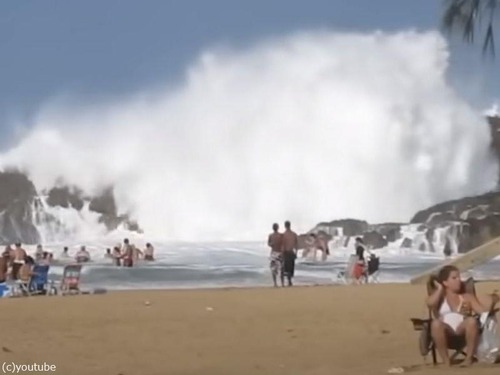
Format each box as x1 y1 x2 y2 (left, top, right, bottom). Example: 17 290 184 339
427 265 499 366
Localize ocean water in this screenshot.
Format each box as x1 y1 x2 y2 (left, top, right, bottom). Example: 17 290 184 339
20 241 500 291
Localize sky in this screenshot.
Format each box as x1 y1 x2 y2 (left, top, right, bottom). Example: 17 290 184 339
0 0 498 148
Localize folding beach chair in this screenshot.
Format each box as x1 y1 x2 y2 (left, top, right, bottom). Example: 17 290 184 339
12 264 54 297
58 264 82 296
410 277 499 365
29 264 55 296
337 254 358 284
366 254 380 283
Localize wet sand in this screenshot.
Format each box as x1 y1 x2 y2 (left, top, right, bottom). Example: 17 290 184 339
1 282 499 375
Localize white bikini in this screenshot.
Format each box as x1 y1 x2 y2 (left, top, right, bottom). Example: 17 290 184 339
439 296 465 332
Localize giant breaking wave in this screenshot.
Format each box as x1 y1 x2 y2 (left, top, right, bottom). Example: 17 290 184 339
0 30 497 241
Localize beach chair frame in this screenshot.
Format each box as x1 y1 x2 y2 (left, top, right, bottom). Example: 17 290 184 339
11 265 55 297
58 264 82 296
337 254 358 284
410 277 499 365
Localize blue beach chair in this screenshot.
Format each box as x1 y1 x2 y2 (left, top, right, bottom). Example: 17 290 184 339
28 264 55 296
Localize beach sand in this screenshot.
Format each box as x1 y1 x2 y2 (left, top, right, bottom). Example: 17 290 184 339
1 282 499 375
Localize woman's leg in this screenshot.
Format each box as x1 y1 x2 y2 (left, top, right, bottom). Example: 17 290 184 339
455 317 480 365
431 319 454 366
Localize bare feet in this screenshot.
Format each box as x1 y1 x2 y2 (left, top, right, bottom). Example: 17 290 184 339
460 357 474 367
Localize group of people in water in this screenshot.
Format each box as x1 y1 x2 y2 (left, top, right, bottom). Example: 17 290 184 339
0 238 156 284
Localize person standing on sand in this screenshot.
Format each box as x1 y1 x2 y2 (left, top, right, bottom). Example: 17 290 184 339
268 223 284 287
282 221 298 287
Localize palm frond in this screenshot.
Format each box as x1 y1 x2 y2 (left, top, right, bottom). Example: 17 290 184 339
441 0 498 57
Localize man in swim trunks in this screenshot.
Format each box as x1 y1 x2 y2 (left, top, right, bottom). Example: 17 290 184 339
268 223 283 287
282 221 298 287
11 243 27 280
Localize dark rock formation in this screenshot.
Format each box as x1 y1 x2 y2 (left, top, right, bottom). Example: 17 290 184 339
47 186 84 210
362 230 388 250
0 170 41 245
370 223 402 243
311 219 369 237
0 171 141 245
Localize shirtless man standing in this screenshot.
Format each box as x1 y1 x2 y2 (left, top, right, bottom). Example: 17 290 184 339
121 239 134 268
268 223 283 287
282 221 298 287
11 243 27 280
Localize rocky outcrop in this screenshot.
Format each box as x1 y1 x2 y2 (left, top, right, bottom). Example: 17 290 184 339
310 219 369 237
0 171 141 245
0 170 41 244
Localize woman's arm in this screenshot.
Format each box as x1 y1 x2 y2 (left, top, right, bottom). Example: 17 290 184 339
464 293 498 314
426 282 444 309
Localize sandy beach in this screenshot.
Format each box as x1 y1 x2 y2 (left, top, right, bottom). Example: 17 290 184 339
1 282 499 375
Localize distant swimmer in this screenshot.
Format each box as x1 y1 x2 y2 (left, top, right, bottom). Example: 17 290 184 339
112 246 122 266
75 246 91 263
302 233 316 259
35 244 44 263
282 221 298 287
316 234 329 262
144 243 155 261
132 245 143 262
105 248 113 259
60 246 70 259
268 223 284 287
40 251 53 265
11 243 27 280
121 238 134 268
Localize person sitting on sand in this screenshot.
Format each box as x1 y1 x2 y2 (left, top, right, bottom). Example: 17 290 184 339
144 243 155 261
268 223 284 287
18 256 35 292
427 265 500 367
75 246 91 263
